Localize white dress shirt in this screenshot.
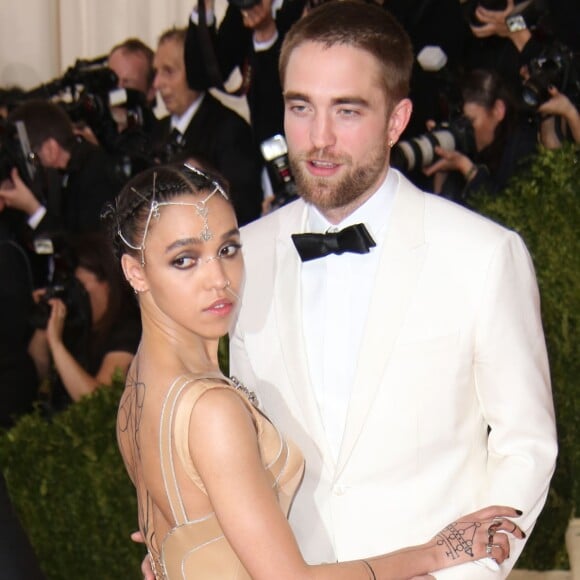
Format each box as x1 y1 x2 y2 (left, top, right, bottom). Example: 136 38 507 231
170 93 205 135
301 170 397 460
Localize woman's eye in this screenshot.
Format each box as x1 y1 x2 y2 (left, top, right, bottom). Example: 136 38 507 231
172 255 197 269
219 243 242 258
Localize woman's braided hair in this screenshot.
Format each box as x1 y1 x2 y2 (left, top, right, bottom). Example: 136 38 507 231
101 162 230 262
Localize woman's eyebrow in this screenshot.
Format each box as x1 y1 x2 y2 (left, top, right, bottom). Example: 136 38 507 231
165 228 240 254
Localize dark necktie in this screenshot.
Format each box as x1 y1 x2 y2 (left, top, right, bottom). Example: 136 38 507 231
169 127 184 146
163 128 184 162
292 223 376 262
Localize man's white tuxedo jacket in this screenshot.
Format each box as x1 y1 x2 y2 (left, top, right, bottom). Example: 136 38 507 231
230 170 557 578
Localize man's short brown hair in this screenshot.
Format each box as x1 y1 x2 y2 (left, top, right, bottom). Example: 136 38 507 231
279 0 413 105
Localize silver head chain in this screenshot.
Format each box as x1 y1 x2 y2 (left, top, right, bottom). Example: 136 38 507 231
118 163 229 266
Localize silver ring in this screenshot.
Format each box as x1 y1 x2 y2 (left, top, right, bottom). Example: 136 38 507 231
486 543 494 555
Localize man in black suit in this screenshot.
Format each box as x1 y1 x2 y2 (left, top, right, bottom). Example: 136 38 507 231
0 100 122 287
152 27 263 225
108 37 157 107
0 100 122 238
184 0 306 147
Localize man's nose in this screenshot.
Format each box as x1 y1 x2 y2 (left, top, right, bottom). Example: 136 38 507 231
309 111 336 150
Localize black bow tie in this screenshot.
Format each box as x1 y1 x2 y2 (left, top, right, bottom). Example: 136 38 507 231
292 223 376 262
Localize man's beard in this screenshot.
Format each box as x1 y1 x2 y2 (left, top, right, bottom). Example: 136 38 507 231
288 146 388 211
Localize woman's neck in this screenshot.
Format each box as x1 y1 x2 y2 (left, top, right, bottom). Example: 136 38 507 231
139 321 220 377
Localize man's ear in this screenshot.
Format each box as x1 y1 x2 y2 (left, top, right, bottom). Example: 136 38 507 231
121 253 148 293
387 98 413 147
493 98 507 122
39 138 59 166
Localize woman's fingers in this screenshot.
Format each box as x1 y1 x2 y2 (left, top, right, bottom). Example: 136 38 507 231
452 506 526 563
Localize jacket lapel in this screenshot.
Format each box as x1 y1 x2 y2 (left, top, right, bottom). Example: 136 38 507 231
273 203 335 462
336 174 427 475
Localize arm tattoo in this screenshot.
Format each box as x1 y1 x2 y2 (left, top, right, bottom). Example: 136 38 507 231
436 521 481 560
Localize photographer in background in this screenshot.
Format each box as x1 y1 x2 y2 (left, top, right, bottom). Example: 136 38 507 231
28 232 140 411
423 68 538 204
537 87 580 147
185 0 305 146
108 38 157 108
104 39 160 180
465 0 549 95
0 100 121 242
152 27 263 225
519 42 580 148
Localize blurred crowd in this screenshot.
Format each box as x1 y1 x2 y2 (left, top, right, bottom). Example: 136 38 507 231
0 0 577 576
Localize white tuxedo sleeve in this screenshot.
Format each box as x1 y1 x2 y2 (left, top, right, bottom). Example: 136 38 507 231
434 231 557 579
230 324 260 401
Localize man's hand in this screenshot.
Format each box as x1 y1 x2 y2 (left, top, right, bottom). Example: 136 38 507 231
0 167 41 217
240 0 277 43
470 0 532 51
470 0 514 38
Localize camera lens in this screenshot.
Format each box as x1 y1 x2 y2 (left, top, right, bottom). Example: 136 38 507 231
391 117 475 173
521 82 544 108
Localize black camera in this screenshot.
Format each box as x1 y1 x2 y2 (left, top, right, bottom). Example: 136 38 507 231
522 42 580 109
391 116 476 174
25 59 155 181
29 235 91 333
0 118 37 186
260 134 299 209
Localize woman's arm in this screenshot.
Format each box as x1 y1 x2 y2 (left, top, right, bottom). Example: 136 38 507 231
189 389 523 580
44 298 133 401
28 328 52 381
538 88 580 145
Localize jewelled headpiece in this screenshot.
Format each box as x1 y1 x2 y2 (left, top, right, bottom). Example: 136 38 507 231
118 163 229 266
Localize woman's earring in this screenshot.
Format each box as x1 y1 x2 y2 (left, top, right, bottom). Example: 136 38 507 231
127 279 141 294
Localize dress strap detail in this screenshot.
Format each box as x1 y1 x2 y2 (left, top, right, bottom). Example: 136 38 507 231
159 375 196 526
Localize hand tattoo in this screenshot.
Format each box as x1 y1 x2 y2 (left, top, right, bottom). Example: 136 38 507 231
436 521 481 560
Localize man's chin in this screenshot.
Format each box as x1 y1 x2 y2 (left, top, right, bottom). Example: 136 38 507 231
298 180 335 209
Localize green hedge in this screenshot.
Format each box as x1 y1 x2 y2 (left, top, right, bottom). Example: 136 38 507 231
0 337 232 580
469 143 580 570
0 148 577 576
0 377 143 580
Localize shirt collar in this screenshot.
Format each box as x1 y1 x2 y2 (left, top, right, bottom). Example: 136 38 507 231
306 168 398 240
171 92 205 134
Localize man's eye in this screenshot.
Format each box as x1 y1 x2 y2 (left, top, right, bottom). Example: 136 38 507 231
219 243 242 258
338 108 359 117
288 103 309 115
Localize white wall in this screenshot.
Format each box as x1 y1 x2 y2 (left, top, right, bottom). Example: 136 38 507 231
0 0 248 118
